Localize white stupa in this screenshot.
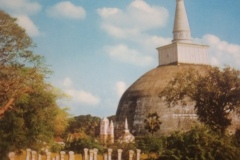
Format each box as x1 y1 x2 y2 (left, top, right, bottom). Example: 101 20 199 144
157 0 209 66
118 118 135 143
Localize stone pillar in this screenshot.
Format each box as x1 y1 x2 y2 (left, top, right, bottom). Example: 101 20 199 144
136 149 141 160
31 151 37 160
129 150 134 160
84 148 88 160
69 151 74 160
56 156 59 160
38 154 42 160
103 153 107 160
8 152 15 160
60 151 65 160
26 148 31 160
107 149 112 160
117 149 122 160
89 149 94 160
93 148 98 160
46 152 51 160
52 158 55 160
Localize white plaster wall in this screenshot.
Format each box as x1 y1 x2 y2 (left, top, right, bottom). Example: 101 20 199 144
178 44 208 65
158 44 178 65
157 43 209 66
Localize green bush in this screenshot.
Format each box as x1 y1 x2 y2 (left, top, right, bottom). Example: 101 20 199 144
65 138 104 154
135 136 163 156
158 126 240 160
50 143 64 153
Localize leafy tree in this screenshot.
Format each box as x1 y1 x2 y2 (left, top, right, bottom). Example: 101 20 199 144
65 137 104 154
53 107 70 137
0 10 69 159
0 10 48 117
158 126 240 160
160 66 240 134
136 136 163 159
144 112 162 136
0 81 69 159
66 114 101 137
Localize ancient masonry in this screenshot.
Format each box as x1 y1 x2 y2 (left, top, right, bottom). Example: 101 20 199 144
100 117 135 144
115 0 211 135
99 117 114 144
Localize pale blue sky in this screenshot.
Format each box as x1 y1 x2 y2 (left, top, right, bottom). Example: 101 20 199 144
1 0 240 117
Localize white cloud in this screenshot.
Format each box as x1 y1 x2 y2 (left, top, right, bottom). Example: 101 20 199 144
98 0 170 67
16 15 40 37
201 34 240 68
97 0 168 39
105 44 153 66
0 0 41 37
63 77 72 88
61 77 100 106
65 89 100 106
47 1 86 20
98 8 122 18
144 35 171 48
116 81 127 97
101 24 140 39
0 0 41 15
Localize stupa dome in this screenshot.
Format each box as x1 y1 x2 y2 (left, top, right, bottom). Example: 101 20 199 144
115 64 207 135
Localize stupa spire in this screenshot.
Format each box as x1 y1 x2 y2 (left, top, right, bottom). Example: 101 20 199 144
172 0 192 43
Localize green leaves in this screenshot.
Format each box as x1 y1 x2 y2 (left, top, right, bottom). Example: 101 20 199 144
159 126 240 160
144 112 162 136
66 114 101 137
0 10 69 159
0 10 49 117
160 66 240 134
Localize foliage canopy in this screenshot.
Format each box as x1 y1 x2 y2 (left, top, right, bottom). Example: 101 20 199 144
160 66 240 134
66 114 101 137
0 10 49 117
158 126 240 160
0 10 69 159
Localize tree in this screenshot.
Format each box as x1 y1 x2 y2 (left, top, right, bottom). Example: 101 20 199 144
66 114 101 137
0 10 48 117
65 137 104 154
158 126 240 160
0 10 69 159
53 107 70 137
144 112 162 136
136 136 163 159
0 79 69 159
160 66 240 134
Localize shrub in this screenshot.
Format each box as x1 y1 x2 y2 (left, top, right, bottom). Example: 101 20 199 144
158 126 240 160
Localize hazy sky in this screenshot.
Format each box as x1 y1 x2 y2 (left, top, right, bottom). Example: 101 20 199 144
1 0 240 117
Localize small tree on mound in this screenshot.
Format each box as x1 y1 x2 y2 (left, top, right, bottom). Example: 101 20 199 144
144 112 162 136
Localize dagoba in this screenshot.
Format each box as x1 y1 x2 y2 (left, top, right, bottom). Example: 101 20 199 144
118 118 135 143
115 0 210 135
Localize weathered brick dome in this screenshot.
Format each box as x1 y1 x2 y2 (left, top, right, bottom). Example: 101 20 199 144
115 64 207 135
